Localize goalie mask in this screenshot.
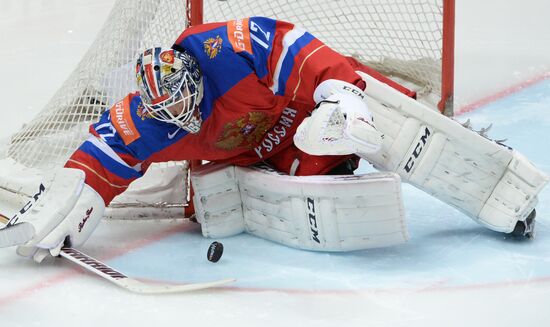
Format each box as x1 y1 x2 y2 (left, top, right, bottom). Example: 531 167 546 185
136 47 204 133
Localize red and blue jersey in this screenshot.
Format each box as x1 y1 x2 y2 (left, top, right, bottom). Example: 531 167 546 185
65 17 367 204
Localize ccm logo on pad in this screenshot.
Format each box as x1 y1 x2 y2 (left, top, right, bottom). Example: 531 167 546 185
306 197 321 244
9 183 46 226
403 126 432 174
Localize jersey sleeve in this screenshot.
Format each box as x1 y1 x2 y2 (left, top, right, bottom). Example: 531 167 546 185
64 93 182 205
226 17 365 106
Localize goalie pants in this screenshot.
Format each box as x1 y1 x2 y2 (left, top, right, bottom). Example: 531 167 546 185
265 144 358 176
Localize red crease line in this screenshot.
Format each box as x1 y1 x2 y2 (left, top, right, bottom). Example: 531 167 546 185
456 71 550 115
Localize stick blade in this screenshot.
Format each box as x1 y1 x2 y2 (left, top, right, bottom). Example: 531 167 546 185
59 247 236 294
120 278 236 294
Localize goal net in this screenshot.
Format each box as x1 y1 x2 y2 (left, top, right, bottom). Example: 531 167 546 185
203 0 454 112
0 0 454 220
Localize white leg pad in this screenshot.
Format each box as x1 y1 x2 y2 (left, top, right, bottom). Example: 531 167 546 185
358 72 549 232
191 163 408 251
191 164 245 238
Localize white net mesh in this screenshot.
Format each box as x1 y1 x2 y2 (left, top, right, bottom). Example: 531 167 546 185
6 0 187 170
204 0 445 100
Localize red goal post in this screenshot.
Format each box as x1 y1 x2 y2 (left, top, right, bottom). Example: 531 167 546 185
440 0 455 115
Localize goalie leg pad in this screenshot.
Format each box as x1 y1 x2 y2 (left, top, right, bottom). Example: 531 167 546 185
192 163 408 251
191 164 246 238
357 72 549 233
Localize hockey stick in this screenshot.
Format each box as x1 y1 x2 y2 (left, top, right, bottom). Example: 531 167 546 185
59 247 235 294
0 214 236 293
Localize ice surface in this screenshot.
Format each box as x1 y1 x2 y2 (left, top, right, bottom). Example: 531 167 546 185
0 1 549 326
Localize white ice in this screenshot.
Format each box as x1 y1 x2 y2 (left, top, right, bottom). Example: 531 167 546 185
0 1 549 326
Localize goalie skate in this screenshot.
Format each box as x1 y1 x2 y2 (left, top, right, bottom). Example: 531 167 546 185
509 209 536 239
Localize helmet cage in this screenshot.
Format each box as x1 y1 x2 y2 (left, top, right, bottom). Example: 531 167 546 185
137 47 203 134
143 69 202 133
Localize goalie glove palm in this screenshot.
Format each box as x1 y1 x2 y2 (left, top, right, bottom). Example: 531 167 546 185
294 93 383 156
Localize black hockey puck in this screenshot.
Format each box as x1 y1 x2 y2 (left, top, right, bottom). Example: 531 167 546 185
207 241 223 263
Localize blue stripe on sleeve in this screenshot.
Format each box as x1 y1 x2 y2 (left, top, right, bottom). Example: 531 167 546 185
276 32 316 96
79 141 143 180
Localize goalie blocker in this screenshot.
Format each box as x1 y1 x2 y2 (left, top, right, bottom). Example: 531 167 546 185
191 163 408 251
